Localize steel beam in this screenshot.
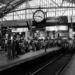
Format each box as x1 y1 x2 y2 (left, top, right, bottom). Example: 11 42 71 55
10 6 75 13
51 0 60 7
15 12 22 20
2 0 14 12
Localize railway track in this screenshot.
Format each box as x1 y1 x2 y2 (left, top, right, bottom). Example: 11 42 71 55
19 54 62 75
0 53 73 75
30 53 73 75
0 52 62 75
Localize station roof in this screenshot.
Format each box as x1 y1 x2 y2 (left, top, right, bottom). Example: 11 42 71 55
0 0 31 18
0 0 75 18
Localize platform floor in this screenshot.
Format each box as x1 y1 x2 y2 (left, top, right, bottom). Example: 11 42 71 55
0 47 60 71
60 54 75 75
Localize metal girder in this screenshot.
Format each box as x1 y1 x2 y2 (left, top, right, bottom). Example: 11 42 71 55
40 0 47 7
40 0 55 7
9 6 75 13
0 0 31 18
2 0 13 12
15 12 22 20
61 8 68 16
26 1 34 14
60 0 64 7
51 0 60 7
40 0 52 12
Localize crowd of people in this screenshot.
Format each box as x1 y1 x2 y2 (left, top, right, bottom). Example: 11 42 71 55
0 36 62 59
0 35 75 59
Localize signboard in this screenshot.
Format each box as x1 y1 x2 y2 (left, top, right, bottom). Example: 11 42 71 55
46 26 68 31
12 28 28 32
64 0 75 3
46 17 59 23
46 26 57 31
46 16 68 24
69 28 73 39
68 16 75 23
0 19 31 27
17 20 27 26
3 20 17 27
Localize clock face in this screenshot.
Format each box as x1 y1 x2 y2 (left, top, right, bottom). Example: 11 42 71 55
33 10 45 22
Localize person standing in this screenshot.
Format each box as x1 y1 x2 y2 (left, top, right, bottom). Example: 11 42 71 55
15 39 20 55
11 39 16 58
44 40 47 52
7 39 12 59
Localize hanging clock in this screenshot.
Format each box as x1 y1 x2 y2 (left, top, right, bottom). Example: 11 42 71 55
33 10 45 22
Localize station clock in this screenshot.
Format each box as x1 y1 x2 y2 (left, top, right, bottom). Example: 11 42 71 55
33 10 45 22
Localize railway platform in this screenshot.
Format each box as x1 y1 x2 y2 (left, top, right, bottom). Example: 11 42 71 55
60 54 75 75
0 47 60 72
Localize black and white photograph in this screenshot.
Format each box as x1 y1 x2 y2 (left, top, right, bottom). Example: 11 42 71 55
0 0 75 75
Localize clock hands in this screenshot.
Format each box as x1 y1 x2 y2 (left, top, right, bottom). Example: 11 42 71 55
34 16 43 18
